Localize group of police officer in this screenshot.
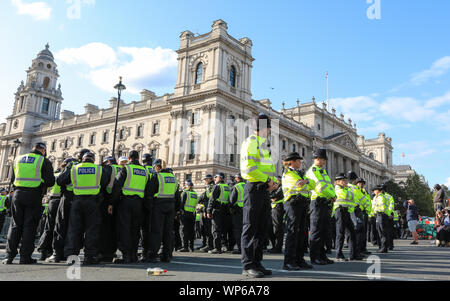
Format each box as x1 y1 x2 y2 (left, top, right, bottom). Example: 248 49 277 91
1 114 399 278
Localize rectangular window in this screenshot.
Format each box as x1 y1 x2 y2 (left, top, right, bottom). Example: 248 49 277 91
189 140 196 160
137 125 143 137
90 134 95 145
51 140 56 151
19 97 24 111
151 149 157 160
153 122 159 135
229 154 235 163
196 172 202 181
41 98 50 114
77 136 83 147
185 174 192 183
302 147 306 158
191 112 198 125
103 131 108 143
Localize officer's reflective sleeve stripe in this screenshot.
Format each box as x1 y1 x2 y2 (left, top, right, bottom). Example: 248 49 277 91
0 196 6 211
15 155 44 182
71 165 101 191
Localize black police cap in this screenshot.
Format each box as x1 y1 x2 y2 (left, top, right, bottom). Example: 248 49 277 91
63 158 78 165
335 173 347 180
347 171 359 181
234 173 243 179
34 142 47 150
78 149 91 161
373 185 383 191
142 153 153 163
283 152 303 162
313 148 328 160
203 174 213 180
82 152 95 163
153 159 162 167
129 150 139 160
215 172 225 179
356 178 366 184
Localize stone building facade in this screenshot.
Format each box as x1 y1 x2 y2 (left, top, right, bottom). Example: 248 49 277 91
0 20 395 191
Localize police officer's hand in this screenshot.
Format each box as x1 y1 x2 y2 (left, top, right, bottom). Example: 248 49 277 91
207 213 212 219
271 198 277 203
297 179 308 187
107 205 113 215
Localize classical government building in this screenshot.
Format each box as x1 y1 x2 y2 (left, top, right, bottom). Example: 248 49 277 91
0 20 395 190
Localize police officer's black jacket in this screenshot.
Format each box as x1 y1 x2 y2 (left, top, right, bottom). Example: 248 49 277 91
10 150 55 194
110 161 153 209
206 181 227 214
270 185 284 202
147 168 181 211
197 182 214 214
57 162 111 201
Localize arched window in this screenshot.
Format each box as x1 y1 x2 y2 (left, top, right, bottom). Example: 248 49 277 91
195 63 203 85
229 66 236 87
369 152 375 159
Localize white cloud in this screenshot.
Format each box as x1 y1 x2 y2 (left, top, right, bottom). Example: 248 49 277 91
380 96 434 122
411 56 450 85
445 177 450 187
11 0 52 20
66 0 96 20
424 91 450 109
55 42 178 94
329 96 378 124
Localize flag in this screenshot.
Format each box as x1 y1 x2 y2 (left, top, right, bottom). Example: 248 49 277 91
326 71 328 78
401 153 405 158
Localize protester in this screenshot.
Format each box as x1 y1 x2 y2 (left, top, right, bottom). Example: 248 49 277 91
403 199 419 245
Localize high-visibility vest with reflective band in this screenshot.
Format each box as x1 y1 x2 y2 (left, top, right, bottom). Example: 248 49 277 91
122 164 148 198
49 172 61 198
216 184 231 204
333 185 356 213
372 194 390 215
13 153 45 188
306 165 336 200
70 163 102 196
154 172 177 199
0 196 6 212
385 193 395 215
205 184 214 199
393 211 399 222
348 184 365 210
240 135 277 183
106 164 122 194
361 188 372 214
43 202 49 215
282 169 315 203
196 212 201 222
234 182 245 208
183 190 199 213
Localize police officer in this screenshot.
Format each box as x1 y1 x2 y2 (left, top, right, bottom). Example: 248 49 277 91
46 156 83 263
98 156 120 263
268 176 284 254
240 114 278 278
147 159 181 263
372 185 390 253
0 188 9 239
2 142 55 265
179 181 198 252
347 171 367 257
356 178 372 255
282 152 315 270
333 173 363 261
37 163 64 261
382 185 396 251
140 153 154 262
198 174 214 252
206 173 230 254
61 152 111 265
306 148 336 265
112 150 152 264
228 173 245 254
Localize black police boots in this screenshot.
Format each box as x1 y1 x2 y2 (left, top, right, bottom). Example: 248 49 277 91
19 257 38 265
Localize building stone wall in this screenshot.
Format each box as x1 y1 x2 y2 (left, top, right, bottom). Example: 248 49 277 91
0 20 396 191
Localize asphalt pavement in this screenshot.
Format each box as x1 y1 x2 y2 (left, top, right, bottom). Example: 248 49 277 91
1 238 449 281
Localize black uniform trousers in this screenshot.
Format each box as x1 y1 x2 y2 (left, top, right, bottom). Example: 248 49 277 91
387 218 394 249
212 207 227 250
117 196 144 257
361 211 369 251
180 211 196 249
231 207 243 251
201 215 214 249
271 203 284 251
335 207 357 258
222 211 235 251
367 216 379 245
376 213 389 252
148 200 175 259
64 196 101 257
325 206 334 251
351 207 365 254
53 193 73 257
98 198 117 259
0 211 6 237
173 216 182 251
309 198 331 261
37 197 60 254
241 182 271 270
6 189 44 259
141 206 151 254
284 196 308 265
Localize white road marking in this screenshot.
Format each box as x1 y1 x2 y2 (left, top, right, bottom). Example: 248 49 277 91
171 261 428 281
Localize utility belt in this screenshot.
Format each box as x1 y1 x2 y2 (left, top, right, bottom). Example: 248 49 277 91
336 205 353 213
315 197 332 207
286 194 308 205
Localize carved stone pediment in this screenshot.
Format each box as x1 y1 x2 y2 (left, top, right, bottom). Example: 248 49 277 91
335 135 360 153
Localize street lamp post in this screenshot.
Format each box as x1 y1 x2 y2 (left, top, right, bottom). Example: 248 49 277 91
8 138 22 193
112 77 126 158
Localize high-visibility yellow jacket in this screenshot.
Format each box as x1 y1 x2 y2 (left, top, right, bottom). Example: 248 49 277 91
240 135 276 183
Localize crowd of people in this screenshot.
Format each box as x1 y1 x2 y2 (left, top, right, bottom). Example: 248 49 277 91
0 114 448 278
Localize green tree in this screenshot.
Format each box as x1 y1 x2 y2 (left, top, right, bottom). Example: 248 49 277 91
383 180 407 213
404 174 434 217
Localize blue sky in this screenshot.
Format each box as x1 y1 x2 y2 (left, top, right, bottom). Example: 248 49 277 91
1 0 449 188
